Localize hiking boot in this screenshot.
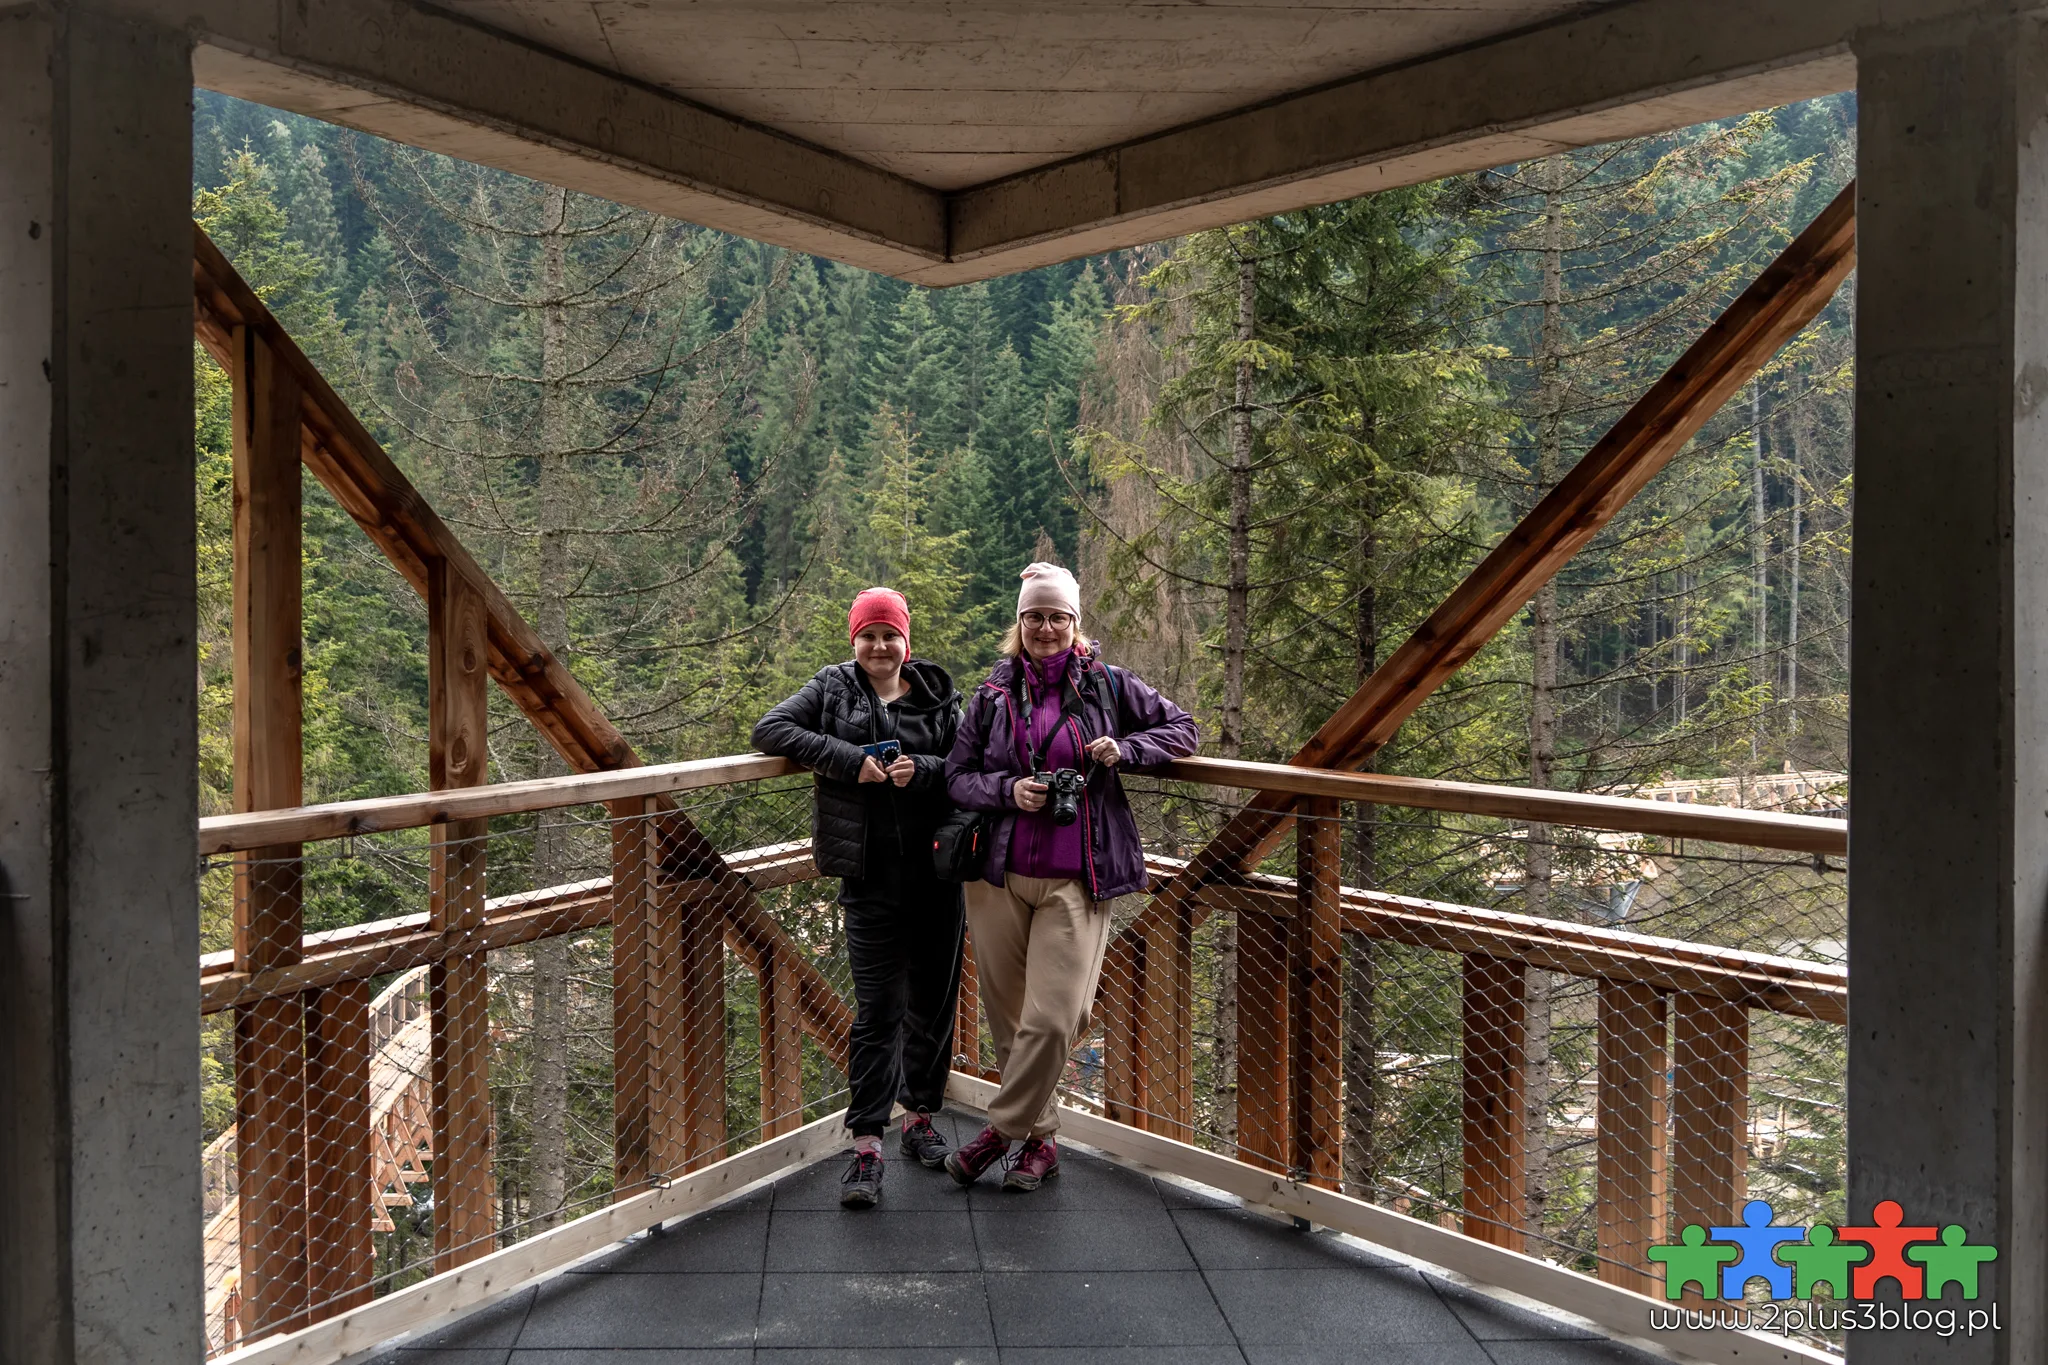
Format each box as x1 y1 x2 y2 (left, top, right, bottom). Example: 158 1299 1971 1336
1002 1136 1060 1192
944 1124 1009 1187
839 1149 884 1208
900 1111 952 1169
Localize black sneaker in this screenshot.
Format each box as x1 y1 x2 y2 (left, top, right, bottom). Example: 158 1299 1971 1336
839 1149 883 1208
899 1111 952 1169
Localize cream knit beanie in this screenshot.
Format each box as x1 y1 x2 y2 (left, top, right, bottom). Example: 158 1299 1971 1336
1017 562 1082 622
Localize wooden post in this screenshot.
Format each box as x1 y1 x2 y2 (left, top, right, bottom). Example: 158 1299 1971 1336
1597 979 1667 1293
1671 994 1748 1230
610 798 656 1197
230 325 310 1338
665 841 727 1171
1235 892 1291 1173
1133 909 1195 1141
1460 956 1527 1247
1293 798 1343 1188
1099 939 1140 1125
428 562 494 1269
305 978 372 1314
759 946 805 1138
955 929 984 1078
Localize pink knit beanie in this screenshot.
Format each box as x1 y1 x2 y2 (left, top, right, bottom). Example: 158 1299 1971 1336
1017 562 1081 622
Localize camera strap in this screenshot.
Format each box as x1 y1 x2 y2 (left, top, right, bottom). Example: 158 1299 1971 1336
1026 676 1091 774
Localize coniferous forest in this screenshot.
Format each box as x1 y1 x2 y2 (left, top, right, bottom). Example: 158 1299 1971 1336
195 89 1856 1289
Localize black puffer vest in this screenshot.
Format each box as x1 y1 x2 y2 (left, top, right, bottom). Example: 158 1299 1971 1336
751 659 960 878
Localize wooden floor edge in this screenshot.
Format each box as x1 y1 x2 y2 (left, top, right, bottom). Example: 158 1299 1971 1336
942 1073 1835 1365
213 1110 850 1365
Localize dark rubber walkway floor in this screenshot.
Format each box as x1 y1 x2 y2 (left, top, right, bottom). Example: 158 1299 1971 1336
371 1109 1662 1365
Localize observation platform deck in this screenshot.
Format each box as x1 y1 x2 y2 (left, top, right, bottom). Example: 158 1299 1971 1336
369 1110 1658 1365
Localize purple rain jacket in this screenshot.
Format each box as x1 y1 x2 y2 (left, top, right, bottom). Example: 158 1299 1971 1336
944 649 1199 900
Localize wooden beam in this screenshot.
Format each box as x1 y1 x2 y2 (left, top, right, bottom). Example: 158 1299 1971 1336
1154 756 1845 856
230 322 310 1340
305 978 373 1316
1460 956 1527 1249
1132 903 1196 1141
1292 799 1343 1189
1671 995 1749 1231
201 751 1842 858
1234 888 1291 1174
194 227 851 1077
199 753 802 855
610 800 657 1198
668 873 728 1173
1151 183 1857 893
427 563 494 1271
759 947 806 1140
955 931 987 1079
1596 980 1667 1295
1099 938 1141 1127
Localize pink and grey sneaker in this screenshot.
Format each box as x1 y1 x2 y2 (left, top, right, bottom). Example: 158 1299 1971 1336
1001 1136 1059 1191
944 1123 1009 1187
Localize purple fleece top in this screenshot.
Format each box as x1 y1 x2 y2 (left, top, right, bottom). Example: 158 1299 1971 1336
1008 649 1087 879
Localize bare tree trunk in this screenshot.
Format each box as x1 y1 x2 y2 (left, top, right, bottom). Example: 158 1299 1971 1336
1222 246 1255 761
1214 242 1257 1151
529 185 574 1231
1751 379 1768 764
1342 522 1378 1199
1522 154 1565 1253
1788 385 1805 738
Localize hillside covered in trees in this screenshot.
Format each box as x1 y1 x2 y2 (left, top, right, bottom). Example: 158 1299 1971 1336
195 90 1854 807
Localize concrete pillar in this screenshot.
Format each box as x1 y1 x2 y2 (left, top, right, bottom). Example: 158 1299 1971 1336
1851 12 2048 1361
0 9 201 1364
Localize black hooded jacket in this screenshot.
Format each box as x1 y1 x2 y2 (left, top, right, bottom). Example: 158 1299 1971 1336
751 659 961 878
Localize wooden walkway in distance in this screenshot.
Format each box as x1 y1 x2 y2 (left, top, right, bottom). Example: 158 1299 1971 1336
364 1109 1664 1365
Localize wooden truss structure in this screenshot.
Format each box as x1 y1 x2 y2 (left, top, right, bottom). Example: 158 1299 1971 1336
192 179 1854 1352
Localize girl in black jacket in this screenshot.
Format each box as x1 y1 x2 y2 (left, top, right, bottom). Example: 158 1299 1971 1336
750 587 964 1208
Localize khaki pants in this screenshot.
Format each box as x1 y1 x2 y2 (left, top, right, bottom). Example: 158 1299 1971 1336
965 873 1114 1139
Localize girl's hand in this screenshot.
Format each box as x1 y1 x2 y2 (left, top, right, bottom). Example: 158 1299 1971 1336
1012 776 1049 812
857 756 889 783
887 755 916 787
1085 736 1122 767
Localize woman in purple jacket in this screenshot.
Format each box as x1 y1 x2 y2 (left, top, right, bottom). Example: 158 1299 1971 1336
941 563 1199 1192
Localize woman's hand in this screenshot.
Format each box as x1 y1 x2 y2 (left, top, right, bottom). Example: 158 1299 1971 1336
1012 776 1049 812
857 756 890 784
887 755 916 788
1085 736 1122 768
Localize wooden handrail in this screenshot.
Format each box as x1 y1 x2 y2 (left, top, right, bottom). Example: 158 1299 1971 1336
199 840 1846 1023
1153 756 1847 856
202 752 1845 857
199 754 803 854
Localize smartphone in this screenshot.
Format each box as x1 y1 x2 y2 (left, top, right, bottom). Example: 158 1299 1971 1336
861 740 903 764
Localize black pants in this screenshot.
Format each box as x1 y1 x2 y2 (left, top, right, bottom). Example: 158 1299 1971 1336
839 852 966 1138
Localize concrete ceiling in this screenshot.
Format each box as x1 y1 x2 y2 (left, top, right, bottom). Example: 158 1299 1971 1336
166 0 1933 282
430 1 1595 190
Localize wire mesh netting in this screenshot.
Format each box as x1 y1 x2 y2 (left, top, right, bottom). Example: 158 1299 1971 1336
1061 779 1847 1323
197 775 863 1353
196 767 1847 1353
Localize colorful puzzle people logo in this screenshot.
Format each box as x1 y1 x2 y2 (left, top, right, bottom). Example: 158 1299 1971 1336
1648 1199 1998 1302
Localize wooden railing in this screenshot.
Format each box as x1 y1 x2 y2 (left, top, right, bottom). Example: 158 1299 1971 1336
199 749 1847 1348
191 183 1857 1357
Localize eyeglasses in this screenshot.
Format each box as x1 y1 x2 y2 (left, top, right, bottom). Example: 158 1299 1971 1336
1020 611 1074 630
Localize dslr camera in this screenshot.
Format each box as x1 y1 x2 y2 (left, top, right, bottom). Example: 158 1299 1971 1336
1033 768 1086 826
